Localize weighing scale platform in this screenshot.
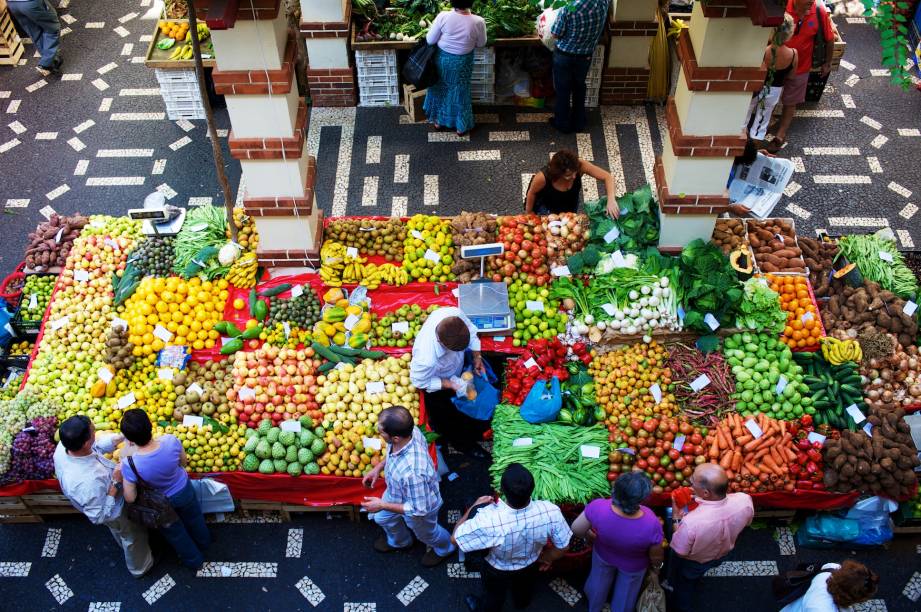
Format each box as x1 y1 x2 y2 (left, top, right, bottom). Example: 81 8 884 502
458 281 515 334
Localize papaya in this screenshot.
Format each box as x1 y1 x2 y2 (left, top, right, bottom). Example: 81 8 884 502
348 333 369 349
323 288 344 304
90 380 107 398
323 306 347 323
220 338 244 355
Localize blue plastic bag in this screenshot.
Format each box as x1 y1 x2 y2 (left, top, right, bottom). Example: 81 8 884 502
0 299 14 350
452 352 499 421
519 377 562 424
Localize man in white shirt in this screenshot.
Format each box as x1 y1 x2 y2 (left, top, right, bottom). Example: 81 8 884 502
453 464 572 611
53 415 154 577
410 306 488 453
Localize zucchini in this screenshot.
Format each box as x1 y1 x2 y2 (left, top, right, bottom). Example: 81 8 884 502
357 349 386 359
260 283 292 298
328 346 363 357
317 361 337 373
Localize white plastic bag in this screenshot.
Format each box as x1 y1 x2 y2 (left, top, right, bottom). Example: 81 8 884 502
537 8 558 51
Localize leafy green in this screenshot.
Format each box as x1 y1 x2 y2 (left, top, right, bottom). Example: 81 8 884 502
678 240 743 332
566 243 602 275
735 278 787 333
584 185 660 254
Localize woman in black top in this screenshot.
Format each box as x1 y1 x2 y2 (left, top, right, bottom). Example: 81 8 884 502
525 149 619 217
746 14 797 144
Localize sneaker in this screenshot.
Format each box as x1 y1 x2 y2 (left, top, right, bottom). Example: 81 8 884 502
35 66 52 77
374 534 410 553
421 548 452 567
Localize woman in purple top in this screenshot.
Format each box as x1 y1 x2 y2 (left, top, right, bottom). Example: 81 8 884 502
571 472 664 612
120 409 211 569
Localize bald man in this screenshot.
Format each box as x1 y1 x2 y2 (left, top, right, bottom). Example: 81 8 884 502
666 463 753 612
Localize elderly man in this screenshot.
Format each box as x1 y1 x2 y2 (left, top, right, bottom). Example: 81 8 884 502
53 416 153 577
361 406 455 568
667 463 754 612
453 464 572 611
410 306 487 453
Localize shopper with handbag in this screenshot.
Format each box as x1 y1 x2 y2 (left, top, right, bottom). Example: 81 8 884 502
778 561 879 611
119 409 211 570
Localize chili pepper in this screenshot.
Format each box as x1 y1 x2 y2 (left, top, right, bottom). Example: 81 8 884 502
805 461 817 474
800 414 813 426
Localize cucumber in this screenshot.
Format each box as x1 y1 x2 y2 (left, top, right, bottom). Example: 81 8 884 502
328 345 364 357
357 349 386 359
260 283 292 298
311 342 342 362
317 361 337 373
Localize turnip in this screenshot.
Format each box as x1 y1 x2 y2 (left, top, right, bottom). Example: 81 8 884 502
597 320 607 331
641 285 651 295
660 277 670 287
629 290 639 300
584 314 595 325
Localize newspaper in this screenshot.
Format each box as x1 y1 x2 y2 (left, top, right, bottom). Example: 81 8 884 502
728 153 795 219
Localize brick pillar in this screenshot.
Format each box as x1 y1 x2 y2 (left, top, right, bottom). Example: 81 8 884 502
656 0 770 249
601 0 657 104
300 0 356 107
206 1 324 268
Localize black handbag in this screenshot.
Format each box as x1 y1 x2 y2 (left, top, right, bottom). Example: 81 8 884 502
811 5 828 70
402 41 439 89
125 455 179 529
771 562 828 606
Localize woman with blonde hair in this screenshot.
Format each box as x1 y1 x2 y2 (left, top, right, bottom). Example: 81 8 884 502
745 14 798 143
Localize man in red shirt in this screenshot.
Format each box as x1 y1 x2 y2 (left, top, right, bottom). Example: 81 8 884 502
770 0 835 151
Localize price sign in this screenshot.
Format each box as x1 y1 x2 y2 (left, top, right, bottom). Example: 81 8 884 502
281 420 302 433
74 269 90 282
513 438 533 447
775 375 788 395
104 238 119 250
424 249 441 264
153 325 173 343
50 316 70 331
703 313 720 331
862 422 874 437
290 285 304 299
603 225 620 244
344 314 361 330
117 393 136 409
580 445 601 459
551 265 571 277
801 311 814 323
807 432 827 445
111 317 128 331
846 404 866 423
221 336 233 346
362 436 382 450
744 418 764 439
904 301 918 317
4 322 13 336
523 358 539 369
411 230 423 240
186 382 203 396
601 303 617 317
649 383 662 404
548 220 563 229
98 367 113 384
29 294 37 310
673 434 686 452
690 374 711 392
282 322 291 339
366 381 385 395
346 246 359 259
611 251 628 267
237 387 256 401
879 251 894 263
493 336 506 342
158 368 174 381
525 300 545 312
54 227 65 243
392 321 410 334
188 223 208 232
775 233 785 244
182 415 204 428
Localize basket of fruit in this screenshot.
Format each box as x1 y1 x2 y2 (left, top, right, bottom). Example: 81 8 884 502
12 274 57 336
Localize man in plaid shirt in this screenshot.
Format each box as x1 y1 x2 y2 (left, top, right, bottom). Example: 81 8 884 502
453 464 572 611
362 406 455 567
550 0 610 133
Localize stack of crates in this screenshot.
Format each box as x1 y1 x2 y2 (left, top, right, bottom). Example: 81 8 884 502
155 69 205 120
356 49 399 107
471 47 496 104
585 45 604 107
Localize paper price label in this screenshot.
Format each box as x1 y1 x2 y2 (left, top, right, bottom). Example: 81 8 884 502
158 368 174 381
346 246 359 258
411 230 423 240
54 227 65 244
366 381 385 395
551 265 571 277
744 419 764 439
846 404 866 423
290 285 304 299
28 294 37 310
104 238 119 250
186 382 203 396
603 226 620 244
807 432 827 445
282 322 291 339
512 438 533 447
237 387 256 401
111 317 128 331
74 269 90 282
391 321 410 334
281 420 302 433
221 336 233 346
775 233 785 244
362 436 382 450
98 367 113 384
153 325 173 343
703 313 720 331
188 223 208 232
801 311 814 323
904 301 918 317
117 393 136 409
344 314 361 330
649 383 662 404
182 415 204 428
424 249 442 264
50 316 70 331
601 303 617 317
523 358 539 369
493 336 506 342
879 251 894 263
677 306 686 322
673 434 686 452
862 422 874 437
775 375 788 395
580 445 601 459
690 374 711 392
525 300 545 312
4 322 13 337
611 251 628 268
548 220 563 229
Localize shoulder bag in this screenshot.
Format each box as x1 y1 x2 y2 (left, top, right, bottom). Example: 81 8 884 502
771 562 828 606
402 40 439 89
125 455 179 529
811 4 828 70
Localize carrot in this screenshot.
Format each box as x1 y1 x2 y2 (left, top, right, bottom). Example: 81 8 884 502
731 450 743 472
769 446 784 467
762 455 783 476
779 420 787 436
731 414 743 437
745 462 761 477
735 434 753 446
743 437 763 452
752 446 771 460
716 427 728 451
708 435 720 459
719 452 733 470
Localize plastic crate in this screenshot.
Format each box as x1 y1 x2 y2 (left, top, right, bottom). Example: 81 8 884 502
471 63 495 82
359 83 399 107
165 100 205 120
358 74 399 89
355 49 397 68
585 93 599 108
474 47 495 64
356 63 399 79
155 68 198 83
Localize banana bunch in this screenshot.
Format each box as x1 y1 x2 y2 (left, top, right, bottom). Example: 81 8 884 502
226 252 257 288
169 44 193 60
184 24 210 42
820 337 863 364
319 241 408 289
320 241 347 287
357 263 408 290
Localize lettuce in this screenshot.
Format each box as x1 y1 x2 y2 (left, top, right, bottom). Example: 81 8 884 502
678 240 743 332
735 277 787 333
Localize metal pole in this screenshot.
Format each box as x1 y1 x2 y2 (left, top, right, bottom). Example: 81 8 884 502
184 0 238 242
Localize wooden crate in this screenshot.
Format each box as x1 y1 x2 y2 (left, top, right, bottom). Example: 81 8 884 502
403 84 427 123
240 499 359 522
21 492 81 516
0 9 24 66
0 496 41 523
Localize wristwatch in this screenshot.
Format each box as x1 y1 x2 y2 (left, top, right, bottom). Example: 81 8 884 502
113 482 123 494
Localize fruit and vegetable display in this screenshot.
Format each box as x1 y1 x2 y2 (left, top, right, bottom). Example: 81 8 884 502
608 416 708 494
820 280 918 348
326 218 407 262
501 338 573 406
0 415 56 484
370 304 440 348
584 188 660 255
677 239 743 332
798 236 840 299
763 273 823 350
542 213 589 268
6 340 33 357
23 214 89 271
104 325 137 371
0 393 58 475
836 233 919 299
128 236 175 278
507 279 567 346
16 274 56 325
0 372 25 401
449 212 498 282
487 215 549 286
711 218 750 255
403 215 455 282
860 340 921 410
173 206 238 280
151 419 246 473
170 360 235 423
241 416 324 476
735 277 787 333
793 352 864 431
321 241 409 288
352 0 538 41
667 344 736 425
704 413 800 493
590 341 678 420
231 345 322 429
259 285 324 348
747 219 806 274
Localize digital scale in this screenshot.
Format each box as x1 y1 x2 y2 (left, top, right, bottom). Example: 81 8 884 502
128 192 187 236
457 243 514 334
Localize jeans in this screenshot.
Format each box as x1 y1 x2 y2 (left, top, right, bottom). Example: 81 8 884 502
161 480 211 569
7 0 60 68
479 561 539 611
552 50 592 133
372 492 455 557
584 549 647 612
666 552 724 612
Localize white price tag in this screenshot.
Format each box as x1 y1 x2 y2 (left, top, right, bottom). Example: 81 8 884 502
344 314 361 330
90 219 104 228
801 311 814 323
548 220 563 229
523 358 539 369
673 434 686 452
153 324 173 343
611 251 628 267
346 246 359 258
411 230 423 240
281 420 302 433
580 445 601 459
362 436 382 450
392 321 410 334
3 322 13 336
690 374 711 392
188 223 208 232
186 382 203 396
237 386 256 401
551 265 571 277
111 317 128 331
513 438 533 447
775 375 788 395
807 432 826 445
366 381 385 395
862 422 874 437
649 383 662 404
525 300 544 312
158 368 174 381
290 285 304 299
603 225 620 244
74 269 90 282
221 336 233 346
282 322 291 339
703 313 720 331
904 301 918 317
846 403 866 423
117 392 136 409
54 227 65 244
424 249 441 264
98 367 113 384
879 251 894 263
744 418 763 439
28 294 37 310
182 415 204 428
50 316 70 331
493 336 506 342
104 238 119 250
601 303 617 317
